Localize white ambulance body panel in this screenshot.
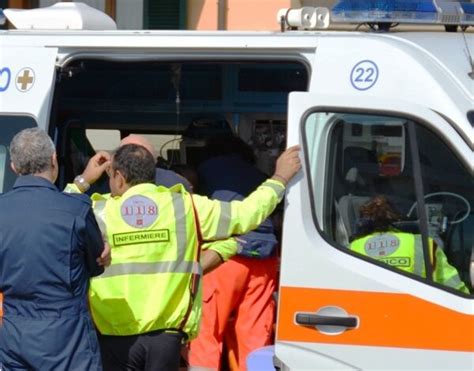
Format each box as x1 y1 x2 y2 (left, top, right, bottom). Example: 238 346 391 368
0 46 56 128
275 32 472 370
0 13 473 370
279 94 473 370
1 30 472 139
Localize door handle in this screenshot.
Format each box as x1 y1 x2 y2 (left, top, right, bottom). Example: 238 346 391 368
295 312 358 328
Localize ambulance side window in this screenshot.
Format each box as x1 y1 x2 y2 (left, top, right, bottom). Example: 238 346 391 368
467 111 474 126
304 111 473 294
0 146 7 193
0 116 37 193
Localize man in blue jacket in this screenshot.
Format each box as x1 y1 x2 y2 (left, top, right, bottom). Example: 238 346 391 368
0 128 109 370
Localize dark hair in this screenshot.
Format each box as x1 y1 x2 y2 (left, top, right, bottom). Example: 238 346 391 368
112 144 155 186
354 195 401 238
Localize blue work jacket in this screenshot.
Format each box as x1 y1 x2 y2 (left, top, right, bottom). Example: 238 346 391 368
0 175 104 316
0 175 105 369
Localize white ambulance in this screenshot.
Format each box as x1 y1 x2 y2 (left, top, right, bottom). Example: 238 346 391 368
0 2 472 370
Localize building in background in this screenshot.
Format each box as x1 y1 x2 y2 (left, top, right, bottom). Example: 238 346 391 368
1 0 339 31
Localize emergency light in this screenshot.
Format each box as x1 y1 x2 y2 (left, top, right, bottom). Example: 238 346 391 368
277 7 330 30
332 0 474 27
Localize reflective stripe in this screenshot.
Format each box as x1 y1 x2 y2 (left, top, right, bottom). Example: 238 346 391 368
413 235 425 276
99 193 191 279
215 201 232 239
172 193 187 261
264 180 285 199
442 273 463 290
98 261 201 278
93 200 108 239
63 184 77 193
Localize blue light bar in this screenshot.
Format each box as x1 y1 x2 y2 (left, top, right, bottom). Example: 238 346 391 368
331 1 474 27
461 3 474 23
333 0 437 12
462 3 474 13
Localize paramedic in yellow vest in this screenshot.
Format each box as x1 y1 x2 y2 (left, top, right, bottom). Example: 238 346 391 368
66 143 301 371
350 196 468 293
119 134 236 274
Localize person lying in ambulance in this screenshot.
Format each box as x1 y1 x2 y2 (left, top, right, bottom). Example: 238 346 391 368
350 196 468 293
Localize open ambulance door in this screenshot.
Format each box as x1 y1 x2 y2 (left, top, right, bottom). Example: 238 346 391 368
275 92 474 370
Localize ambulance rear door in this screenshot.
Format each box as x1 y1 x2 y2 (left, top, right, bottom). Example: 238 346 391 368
0 44 57 192
276 93 474 370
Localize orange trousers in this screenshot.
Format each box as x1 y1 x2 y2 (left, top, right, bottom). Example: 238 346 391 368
189 255 277 371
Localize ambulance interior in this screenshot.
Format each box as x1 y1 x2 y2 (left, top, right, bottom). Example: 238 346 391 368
51 59 304 174
50 58 307 248
46 58 472 294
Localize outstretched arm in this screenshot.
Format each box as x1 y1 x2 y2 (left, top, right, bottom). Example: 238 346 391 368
193 145 301 241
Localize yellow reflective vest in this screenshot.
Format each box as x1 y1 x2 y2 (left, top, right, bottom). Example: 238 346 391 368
350 232 468 293
67 179 285 338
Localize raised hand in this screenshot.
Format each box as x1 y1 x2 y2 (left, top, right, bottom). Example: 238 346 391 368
272 145 302 185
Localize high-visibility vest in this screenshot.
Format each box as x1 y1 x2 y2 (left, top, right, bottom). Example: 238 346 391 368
86 179 286 337
89 183 202 337
350 232 427 275
350 232 468 292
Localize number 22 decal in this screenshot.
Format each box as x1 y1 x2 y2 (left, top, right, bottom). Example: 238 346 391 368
350 60 379 91
354 67 375 82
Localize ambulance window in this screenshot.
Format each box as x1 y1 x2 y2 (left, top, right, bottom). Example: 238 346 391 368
129 133 182 163
61 61 223 102
468 111 474 126
304 111 473 295
238 65 307 92
86 129 121 151
85 130 182 162
0 146 7 193
0 116 37 193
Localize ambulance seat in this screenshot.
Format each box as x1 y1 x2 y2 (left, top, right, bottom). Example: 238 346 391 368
336 194 371 245
342 146 379 195
335 146 413 245
334 146 378 245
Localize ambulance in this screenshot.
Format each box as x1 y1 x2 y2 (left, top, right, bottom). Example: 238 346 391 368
0 1 473 369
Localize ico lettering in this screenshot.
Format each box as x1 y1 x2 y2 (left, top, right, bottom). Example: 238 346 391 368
122 205 157 216
380 257 411 267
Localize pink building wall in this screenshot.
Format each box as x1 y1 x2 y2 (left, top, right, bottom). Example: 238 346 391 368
187 0 218 30
188 0 292 31
227 0 291 31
